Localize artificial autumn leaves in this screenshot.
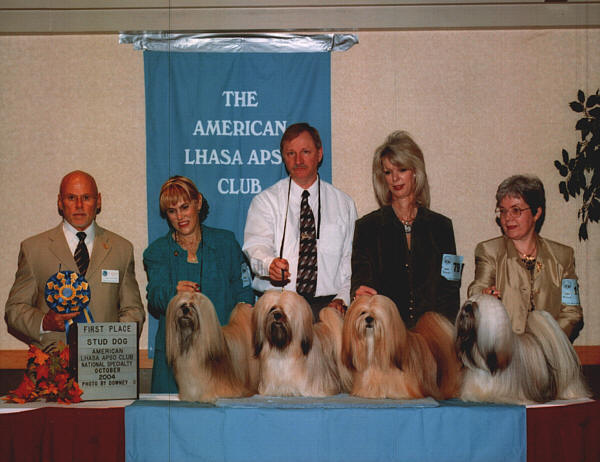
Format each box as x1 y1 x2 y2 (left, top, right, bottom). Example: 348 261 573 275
3 343 83 404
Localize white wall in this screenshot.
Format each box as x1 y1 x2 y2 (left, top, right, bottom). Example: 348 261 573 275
1 29 598 351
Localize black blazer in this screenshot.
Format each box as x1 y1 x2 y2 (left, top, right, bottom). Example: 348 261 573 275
351 206 460 328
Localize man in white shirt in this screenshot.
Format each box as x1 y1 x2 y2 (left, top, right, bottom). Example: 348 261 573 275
5 170 145 350
243 123 357 318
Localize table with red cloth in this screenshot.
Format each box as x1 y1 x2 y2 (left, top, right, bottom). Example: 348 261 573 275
526 398 600 462
0 400 131 462
0 396 597 462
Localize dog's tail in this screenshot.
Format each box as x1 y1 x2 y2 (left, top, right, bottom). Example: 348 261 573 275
224 302 260 393
413 312 462 399
318 307 353 393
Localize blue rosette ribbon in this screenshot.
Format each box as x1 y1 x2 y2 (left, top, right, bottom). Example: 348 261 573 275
45 270 94 335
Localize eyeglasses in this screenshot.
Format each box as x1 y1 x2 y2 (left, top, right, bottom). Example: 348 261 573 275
62 194 97 203
495 206 531 219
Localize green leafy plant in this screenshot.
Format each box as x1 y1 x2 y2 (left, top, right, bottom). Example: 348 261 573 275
554 89 600 240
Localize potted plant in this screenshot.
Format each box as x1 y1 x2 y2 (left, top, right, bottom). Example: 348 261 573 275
554 89 600 240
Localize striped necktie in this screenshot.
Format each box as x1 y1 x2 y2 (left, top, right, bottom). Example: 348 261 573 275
74 231 90 276
296 190 317 297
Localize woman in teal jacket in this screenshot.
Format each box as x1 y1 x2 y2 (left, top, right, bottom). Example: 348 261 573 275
144 175 254 393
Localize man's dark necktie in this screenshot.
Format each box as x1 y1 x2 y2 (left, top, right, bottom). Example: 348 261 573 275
296 190 317 297
74 231 90 276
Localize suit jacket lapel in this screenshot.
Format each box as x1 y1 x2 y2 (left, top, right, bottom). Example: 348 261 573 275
501 236 530 290
87 225 111 278
48 224 77 271
534 236 556 282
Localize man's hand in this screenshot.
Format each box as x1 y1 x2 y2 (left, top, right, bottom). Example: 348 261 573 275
269 258 290 285
42 310 79 332
327 298 347 315
355 285 378 297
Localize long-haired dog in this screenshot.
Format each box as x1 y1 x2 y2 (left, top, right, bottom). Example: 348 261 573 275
252 290 351 397
166 291 259 403
342 295 462 400
456 294 591 404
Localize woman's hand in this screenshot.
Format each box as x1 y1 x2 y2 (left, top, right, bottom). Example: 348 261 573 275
176 280 200 293
355 285 378 297
483 285 501 299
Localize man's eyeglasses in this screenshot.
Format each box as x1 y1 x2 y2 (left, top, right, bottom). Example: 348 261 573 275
62 194 97 203
495 206 531 219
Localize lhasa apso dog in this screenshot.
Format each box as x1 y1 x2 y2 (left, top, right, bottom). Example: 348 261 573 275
342 295 462 400
166 291 259 403
456 294 591 404
252 290 351 397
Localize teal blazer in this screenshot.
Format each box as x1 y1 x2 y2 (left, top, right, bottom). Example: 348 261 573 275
143 225 254 393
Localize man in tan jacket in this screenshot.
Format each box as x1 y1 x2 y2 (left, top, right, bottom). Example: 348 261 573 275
5 170 145 349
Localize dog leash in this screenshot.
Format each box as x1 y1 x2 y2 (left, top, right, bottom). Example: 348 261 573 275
278 175 322 287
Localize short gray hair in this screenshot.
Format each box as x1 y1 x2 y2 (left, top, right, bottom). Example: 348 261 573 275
496 174 545 233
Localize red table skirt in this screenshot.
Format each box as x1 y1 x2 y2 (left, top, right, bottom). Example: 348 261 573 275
0 407 124 462
527 399 600 462
0 398 597 462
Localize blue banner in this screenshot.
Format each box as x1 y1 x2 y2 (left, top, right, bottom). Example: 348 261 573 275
144 51 332 355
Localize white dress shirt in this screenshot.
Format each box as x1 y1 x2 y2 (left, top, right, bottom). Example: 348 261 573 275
243 177 357 305
63 220 96 256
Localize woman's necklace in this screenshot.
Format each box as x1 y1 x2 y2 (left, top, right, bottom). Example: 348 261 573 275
175 229 201 263
400 218 413 234
517 243 537 272
516 242 538 310
393 204 417 234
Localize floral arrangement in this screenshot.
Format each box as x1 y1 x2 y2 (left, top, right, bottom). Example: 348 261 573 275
3 342 83 404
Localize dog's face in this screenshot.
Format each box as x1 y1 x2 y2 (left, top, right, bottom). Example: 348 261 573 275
253 290 313 357
455 298 478 368
456 294 513 374
265 304 292 350
174 294 201 348
342 295 406 370
166 291 223 364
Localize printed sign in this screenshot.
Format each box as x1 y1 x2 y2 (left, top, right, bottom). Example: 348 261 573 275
69 322 138 401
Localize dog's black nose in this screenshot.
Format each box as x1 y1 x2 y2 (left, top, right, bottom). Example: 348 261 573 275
365 316 374 324
181 305 190 315
273 311 282 321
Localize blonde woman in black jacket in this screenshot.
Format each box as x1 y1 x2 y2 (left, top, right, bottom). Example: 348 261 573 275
351 131 459 328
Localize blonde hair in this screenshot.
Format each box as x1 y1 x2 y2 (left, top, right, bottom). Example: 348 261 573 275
372 131 430 208
159 175 209 222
